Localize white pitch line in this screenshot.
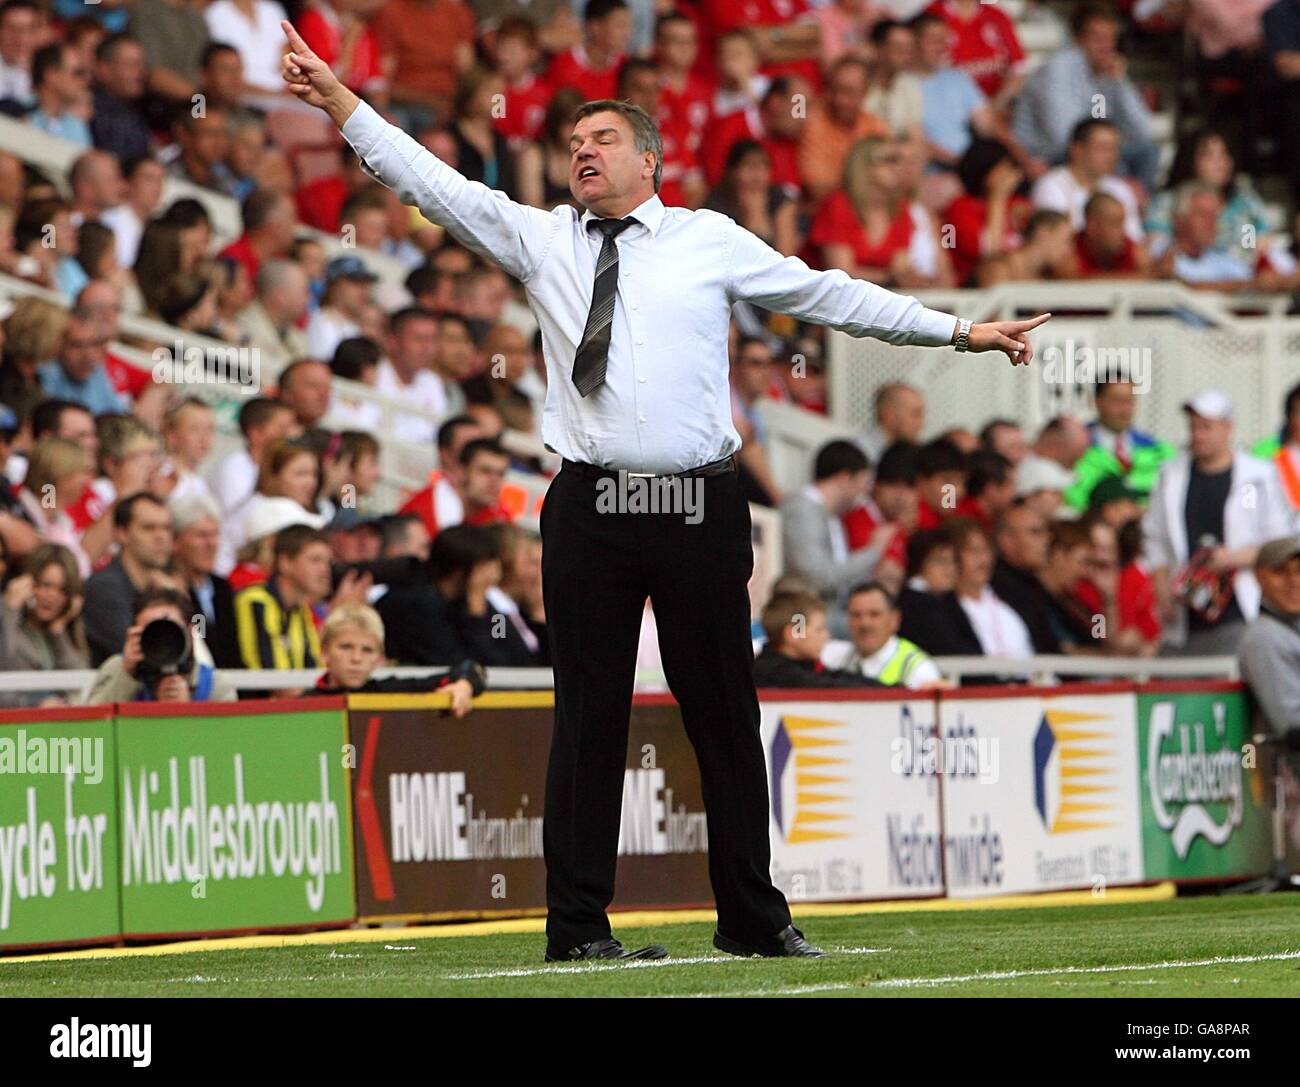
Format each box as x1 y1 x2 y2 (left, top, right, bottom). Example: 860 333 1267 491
443 947 892 981
871 950 1300 989
694 949 1300 997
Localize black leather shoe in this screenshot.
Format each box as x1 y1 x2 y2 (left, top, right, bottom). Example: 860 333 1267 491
544 937 669 963
713 925 824 958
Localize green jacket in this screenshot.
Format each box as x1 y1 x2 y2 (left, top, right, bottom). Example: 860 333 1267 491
1064 440 1175 511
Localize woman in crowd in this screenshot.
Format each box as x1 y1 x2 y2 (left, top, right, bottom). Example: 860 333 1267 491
1 297 67 420
319 430 382 516
945 137 1034 286
809 136 953 288
17 438 95 578
450 66 519 200
0 543 89 705
704 140 799 257
1144 129 1269 254
516 87 585 211
227 439 326 564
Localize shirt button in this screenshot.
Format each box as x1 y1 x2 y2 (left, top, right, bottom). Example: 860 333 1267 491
639 415 647 424
638 376 646 383
636 339 644 346
631 303 639 310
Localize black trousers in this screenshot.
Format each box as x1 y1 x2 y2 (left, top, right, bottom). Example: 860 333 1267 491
539 463 792 949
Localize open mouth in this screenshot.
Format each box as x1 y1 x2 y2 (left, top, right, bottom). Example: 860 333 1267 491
577 166 600 181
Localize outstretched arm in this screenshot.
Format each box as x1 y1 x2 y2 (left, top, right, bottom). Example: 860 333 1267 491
725 219 1051 365
281 21 559 283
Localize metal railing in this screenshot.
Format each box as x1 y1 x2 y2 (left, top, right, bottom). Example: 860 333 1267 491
0 655 1239 702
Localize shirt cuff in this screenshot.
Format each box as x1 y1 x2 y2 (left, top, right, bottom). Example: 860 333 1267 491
340 98 386 161
913 307 959 348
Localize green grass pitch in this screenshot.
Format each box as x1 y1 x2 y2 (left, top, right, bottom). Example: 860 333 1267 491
3 894 1300 998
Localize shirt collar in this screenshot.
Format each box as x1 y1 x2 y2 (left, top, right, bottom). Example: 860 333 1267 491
580 193 666 237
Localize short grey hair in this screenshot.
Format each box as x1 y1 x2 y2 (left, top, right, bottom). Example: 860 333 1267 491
1173 179 1220 218
170 492 221 532
572 99 663 193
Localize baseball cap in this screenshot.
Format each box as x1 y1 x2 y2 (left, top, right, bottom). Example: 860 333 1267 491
1088 474 1143 510
1182 389 1234 421
1015 455 1075 497
328 507 379 532
1255 536 1300 570
325 255 378 284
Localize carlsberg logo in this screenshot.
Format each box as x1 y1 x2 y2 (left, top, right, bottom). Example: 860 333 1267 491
122 752 342 910
1146 701 1242 859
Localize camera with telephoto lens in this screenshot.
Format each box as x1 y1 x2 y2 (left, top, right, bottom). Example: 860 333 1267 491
135 618 194 693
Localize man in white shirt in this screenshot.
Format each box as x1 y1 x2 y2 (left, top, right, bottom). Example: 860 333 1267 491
373 306 455 446
101 155 166 268
306 255 374 361
208 395 294 516
282 20 1048 963
1031 119 1144 243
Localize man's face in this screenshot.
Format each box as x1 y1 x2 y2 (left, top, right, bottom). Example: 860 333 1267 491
461 451 508 508
1083 198 1127 257
621 66 661 115
78 281 122 340
281 541 333 602
175 516 220 575
251 408 295 452
997 506 1049 570
826 63 868 123
880 27 914 73
204 48 244 103
1078 16 1119 72
122 502 174 569
59 322 107 382
56 406 97 462
656 18 697 71
391 520 431 562
918 470 964 512
1095 381 1136 432
1076 126 1120 179
129 160 166 213
847 589 899 657
735 341 773 398
589 8 632 54
439 422 481 477
51 47 88 103
1188 412 1232 461
436 319 476 380
763 77 809 138
873 479 916 523
0 6 38 66
484 325 530 382
1258 556 1300 616
390 316 438 374
323 625 384 689
1180 193 1222 250
167 405 215 465
882 389 924 442
283 363 332 427
957 531 994 586
185 111 229 166
987 423 1026 463
99 41 147 100
917 22 949 70
268 270 311 324
569 110 655 214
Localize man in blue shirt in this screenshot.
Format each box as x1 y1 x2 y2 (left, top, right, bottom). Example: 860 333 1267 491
28 42 90 146
37 314 127 416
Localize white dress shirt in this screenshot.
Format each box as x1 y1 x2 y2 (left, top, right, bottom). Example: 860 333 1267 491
204 0 291 91
959 587 1034 659
373 359 449 446
341 100 958 474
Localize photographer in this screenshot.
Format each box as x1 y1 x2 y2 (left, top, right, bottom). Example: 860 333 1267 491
82 587 237 704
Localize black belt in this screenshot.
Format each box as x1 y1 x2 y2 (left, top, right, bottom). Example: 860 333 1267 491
561 454 737 481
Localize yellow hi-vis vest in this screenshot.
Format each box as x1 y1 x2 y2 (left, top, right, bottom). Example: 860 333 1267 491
876 637 930 687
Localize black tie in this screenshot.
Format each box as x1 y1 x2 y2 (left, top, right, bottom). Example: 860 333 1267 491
572 216 635 397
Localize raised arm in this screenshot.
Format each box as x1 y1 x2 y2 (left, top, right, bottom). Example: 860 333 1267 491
281 21 559 283
724 220 1050 364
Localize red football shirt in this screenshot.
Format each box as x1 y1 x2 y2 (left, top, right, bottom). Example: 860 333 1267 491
807 191 914 271
546 45 625 101
493 72 552 146
927 0 1025 98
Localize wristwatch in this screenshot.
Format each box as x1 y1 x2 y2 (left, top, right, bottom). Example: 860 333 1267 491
953 318 972 353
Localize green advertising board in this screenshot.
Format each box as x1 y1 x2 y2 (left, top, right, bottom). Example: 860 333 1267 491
114 700 355 937
0 708 121 950
1137 687 1271 881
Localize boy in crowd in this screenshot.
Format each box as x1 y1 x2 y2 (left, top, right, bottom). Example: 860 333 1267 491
310 603 485 716
752 591 884 689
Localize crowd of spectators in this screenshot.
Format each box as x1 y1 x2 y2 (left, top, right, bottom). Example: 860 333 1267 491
0 0 1296 716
